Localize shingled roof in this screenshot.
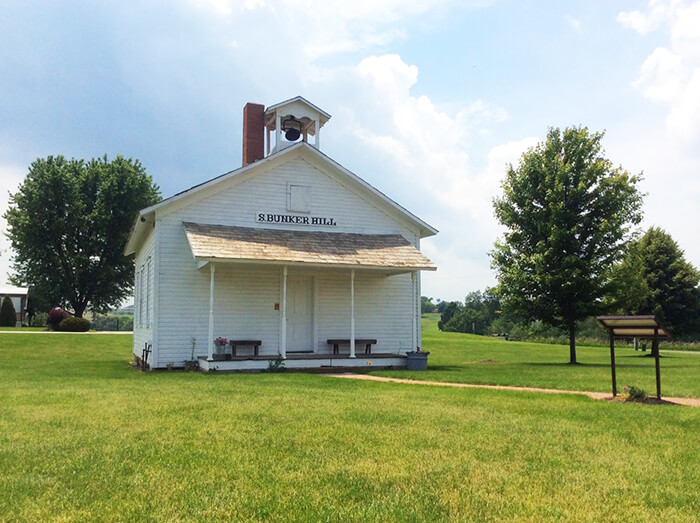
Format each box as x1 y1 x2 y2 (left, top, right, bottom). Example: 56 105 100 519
183 222 436 271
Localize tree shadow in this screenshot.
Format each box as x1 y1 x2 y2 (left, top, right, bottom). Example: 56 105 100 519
523 362 653 369
523 362 607 368
523 360 688 369
425 365 466 372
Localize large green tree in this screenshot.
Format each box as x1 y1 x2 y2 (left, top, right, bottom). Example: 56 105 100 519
4 155 160 317
613 227 700 337
421 296 436 314
491 127 644 364
442 288 501 335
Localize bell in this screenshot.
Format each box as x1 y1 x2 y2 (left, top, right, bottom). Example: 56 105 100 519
282 116 302 142
284 127 301 141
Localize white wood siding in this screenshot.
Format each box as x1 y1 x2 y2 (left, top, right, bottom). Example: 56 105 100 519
316 269 414 354
151 153 421 366
133 227 155 359
160 156 420 244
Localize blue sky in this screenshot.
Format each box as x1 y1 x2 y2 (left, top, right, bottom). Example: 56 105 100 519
1 0 698 301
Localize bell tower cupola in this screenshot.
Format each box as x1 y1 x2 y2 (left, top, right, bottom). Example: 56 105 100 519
263 96 331 155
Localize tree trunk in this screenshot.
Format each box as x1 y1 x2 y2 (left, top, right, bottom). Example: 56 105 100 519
568 321 578 364
72 302 86 318
651 338 659 358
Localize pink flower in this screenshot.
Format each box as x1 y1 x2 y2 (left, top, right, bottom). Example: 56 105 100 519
623 386 628 391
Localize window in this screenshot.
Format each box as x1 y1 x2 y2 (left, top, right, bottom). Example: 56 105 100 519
134 269 141 328
139 266 146 328
288 184 310 213
146 257 152 328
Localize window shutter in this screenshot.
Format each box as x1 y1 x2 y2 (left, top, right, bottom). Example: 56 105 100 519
288 185 310 213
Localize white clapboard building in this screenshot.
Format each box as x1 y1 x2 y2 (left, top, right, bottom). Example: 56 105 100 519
125 97 437 371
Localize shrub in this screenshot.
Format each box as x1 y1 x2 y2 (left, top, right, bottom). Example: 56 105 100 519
47 307 71 330
263 355 286 373
31 311 48 327
58 316 91 332
0 296 17 327
627 386 648 402
183 360 199 372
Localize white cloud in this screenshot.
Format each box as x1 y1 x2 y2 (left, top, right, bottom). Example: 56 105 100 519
308 54 536 299
620 0 700 143
190 0 477 60
634 47 685 102
604 126 700 275
566 15 582 32
421 238 496 302
419 136 539 300
617 0 679 34
0 0 506 300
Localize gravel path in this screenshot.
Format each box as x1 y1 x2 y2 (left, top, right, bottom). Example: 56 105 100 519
325 373 700 407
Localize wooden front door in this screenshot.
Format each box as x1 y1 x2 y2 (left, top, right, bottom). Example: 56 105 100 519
287 276 313 351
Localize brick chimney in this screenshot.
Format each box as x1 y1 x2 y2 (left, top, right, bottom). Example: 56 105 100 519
242 102 265 166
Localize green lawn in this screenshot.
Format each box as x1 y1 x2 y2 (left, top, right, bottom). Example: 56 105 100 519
1 332 699 520
373 315 700 398
0 326 47 331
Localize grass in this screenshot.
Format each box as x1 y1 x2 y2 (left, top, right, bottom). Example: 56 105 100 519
509 335 700 352
1 331 699 520
372 315 700 398
0 326 47 331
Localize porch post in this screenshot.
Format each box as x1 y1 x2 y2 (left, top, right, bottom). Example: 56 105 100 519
207 263 215 361
314 119 321 149
654 327 661 400
609 331 617 397
350 269 355 358
280 265 287 359
416 270 422 349
411 271 417 350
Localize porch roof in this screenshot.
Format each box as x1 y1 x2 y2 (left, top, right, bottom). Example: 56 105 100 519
183 222 437 271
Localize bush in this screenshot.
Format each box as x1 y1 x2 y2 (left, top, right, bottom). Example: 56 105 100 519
47 307 71 330
31 311 48 327
0 296 17 327
183 360 199 372
627 386 648 402
58 316 91 332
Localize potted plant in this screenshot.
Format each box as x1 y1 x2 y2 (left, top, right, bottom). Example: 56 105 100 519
405 346 430 370
213 337 229 361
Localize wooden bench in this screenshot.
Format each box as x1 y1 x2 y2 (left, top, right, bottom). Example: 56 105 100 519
230 340 262 357
327 338 377 355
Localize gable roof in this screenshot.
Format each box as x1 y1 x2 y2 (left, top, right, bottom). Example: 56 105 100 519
125 142 437 254
265 96 332 120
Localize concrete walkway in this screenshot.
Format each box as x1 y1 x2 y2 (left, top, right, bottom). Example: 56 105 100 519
325 373 700 407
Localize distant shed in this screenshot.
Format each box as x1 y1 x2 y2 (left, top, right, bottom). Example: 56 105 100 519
0 286 29 326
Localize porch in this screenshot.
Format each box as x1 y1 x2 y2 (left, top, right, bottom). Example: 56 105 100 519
198 352 407 372
182 222 436 370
